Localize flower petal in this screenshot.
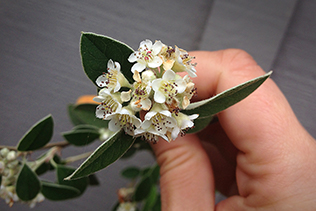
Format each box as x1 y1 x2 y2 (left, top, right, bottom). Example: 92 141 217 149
131 62 146 73
140 39 153 49
175 79 187 93
108 117 121 132
95 74 108 87
93 96 104 103
152 40 163 55
128 52 139 63
154 90 166 103
162 69 176 80
140 98 152 111
148 56 163 68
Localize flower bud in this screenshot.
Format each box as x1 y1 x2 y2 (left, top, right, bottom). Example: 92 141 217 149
0 148 9 158
6 151 16 161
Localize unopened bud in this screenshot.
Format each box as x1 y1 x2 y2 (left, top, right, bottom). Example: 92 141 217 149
6 151 16 161
0 148 9 158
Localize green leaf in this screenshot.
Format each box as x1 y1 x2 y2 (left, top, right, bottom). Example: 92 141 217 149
65 130 135 180
134 175 152 202
88 174 100 186
41 181 80 201
184 71 272 133
142 186 158 211
80 32 134 85
68 103 108 128
16 163 41 201
152 195 161 211
56 165 88 195
17 115 53 151
134 164 160 202
62 129 100 146
121 166 141 179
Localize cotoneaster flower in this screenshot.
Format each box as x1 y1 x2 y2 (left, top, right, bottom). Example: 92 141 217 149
173 46 197 78
95 59 131 92
152 69 186 105
93 89 122 119
172 112 199 138
143 103 177 135
130 71 152 111
106 108 141 136
128 39 163 73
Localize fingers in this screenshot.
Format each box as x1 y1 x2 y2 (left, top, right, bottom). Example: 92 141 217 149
151 134 215 210
192 50 316 209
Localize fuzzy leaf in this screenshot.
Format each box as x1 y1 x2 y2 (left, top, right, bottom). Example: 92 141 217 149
134 164 159 202
62 129 100 146
65 130 135 180
184 71 272 133
142 186 158 211
17 115 53 151
56 165 88 195
68 103 107 128
80 32 134 84
16 163 41 201
121 166 141 179
41 181 80 201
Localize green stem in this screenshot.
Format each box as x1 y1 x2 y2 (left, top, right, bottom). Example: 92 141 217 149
63 151 92 164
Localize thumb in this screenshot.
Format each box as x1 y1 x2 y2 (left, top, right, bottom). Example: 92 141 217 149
151 134 215 211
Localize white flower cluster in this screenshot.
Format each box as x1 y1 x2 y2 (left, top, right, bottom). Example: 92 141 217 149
0 148 44 208
94 40 198 143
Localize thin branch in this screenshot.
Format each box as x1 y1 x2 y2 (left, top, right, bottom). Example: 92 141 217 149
0 141 70 151
63 151 92 164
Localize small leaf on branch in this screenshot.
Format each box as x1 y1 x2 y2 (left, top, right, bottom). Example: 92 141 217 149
184 71 272 133
80 32 134 85
17 114 53 151
65 130 135 180
56 165 88 195
121 166 141 179
41 181 81 201
16 163 41 201
62 129 100 146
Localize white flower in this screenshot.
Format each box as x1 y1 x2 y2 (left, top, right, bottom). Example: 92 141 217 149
173 46 197 77
178 75 197 109
93 89 122 119
95 60 130 92
128 39 163 73
159 45 176 70
143 103 177 135
171 113 199 138
134 118 170 143
117 202 137 211
152 69 186 104
130 71 152 111
106 108 141 136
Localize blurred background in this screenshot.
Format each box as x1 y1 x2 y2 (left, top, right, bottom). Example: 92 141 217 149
1 0 315 210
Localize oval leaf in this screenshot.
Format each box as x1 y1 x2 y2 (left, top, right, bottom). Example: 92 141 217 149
134 164 159 202
56 165 88 194
184 71 272 133
65 130 135 180
62 129 100 146
142 186 158 211
121 166 141 179
68 103 108 128
16 163 41 201
80 32 134 85
134 176 152 202
17 115 53 151
41 181 80 201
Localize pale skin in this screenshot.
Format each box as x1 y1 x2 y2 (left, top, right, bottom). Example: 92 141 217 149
151 49 316 210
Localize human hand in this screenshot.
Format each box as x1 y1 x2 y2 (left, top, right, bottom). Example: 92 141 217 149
151 49 316 210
